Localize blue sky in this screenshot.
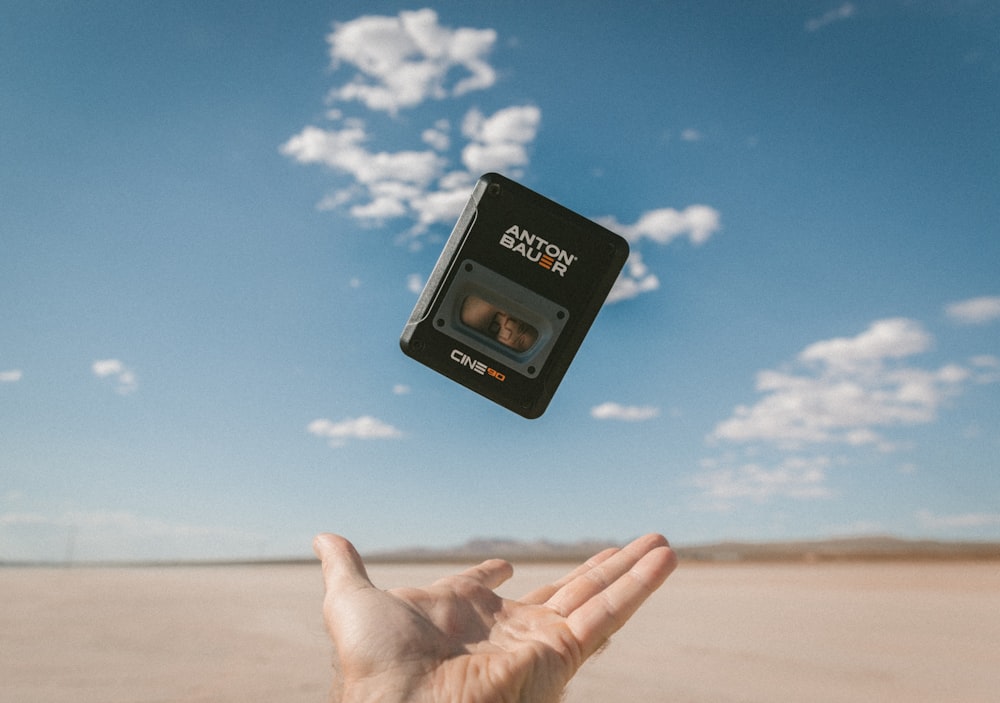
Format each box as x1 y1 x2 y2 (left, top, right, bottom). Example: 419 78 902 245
2 1 999 561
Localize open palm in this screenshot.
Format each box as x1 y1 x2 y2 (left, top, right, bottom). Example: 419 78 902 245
314 533 676 703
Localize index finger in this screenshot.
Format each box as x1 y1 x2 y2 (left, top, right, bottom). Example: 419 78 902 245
566 544 677 660
438 558 515 592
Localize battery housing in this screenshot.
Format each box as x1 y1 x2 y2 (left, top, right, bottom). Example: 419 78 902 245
400 173 629 418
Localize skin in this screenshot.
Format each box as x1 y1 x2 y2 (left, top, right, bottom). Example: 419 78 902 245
313 532 677 703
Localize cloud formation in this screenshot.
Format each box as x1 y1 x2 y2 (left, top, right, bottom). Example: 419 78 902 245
600 207 721 303
946 296 1000 325
694 455 834 505
280 105 541 236
460 105 541 174
970 355 1000 384
805 3 856 32
711 318 973 450
325 8 497 114
590 402 660 421
307 416 404 448
694 312 998 508
599 205 721 247
406 273 425 294
92 359 138 395
0 369 22 383
280 10 512 237
283 8 723 302
605 253 660 304
798 317 932 371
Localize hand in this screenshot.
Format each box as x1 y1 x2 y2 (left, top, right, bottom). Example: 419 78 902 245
313 532 677 703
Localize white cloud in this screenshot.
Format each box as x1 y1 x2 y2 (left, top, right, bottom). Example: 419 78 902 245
280 105 537 234
317 187 359 212
283 9 720 295
680 128 702 142
307 416 404 448
693 455 833 504
970 354 1000 384
325 9 497 114
805 3 856 32
392 384 411 395
945 296 1000 325
462 105 541 145
92 359 138 395
283 11 513 236
422 119 451 151
349 193 409 220
0 369 22 383
598 204 721 246
92 359 124 377
460 105 541 175
590 402 660 421
711 319 975 449
408 172 477 233
407 273 425 294
598 205 722 302
917 510 1000 529
606 252 660 304
798 317 932 371
280 123 444 188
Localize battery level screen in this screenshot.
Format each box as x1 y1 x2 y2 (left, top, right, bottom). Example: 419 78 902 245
460 295 538 353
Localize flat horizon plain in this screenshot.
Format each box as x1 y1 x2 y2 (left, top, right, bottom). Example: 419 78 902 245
2 559 998 702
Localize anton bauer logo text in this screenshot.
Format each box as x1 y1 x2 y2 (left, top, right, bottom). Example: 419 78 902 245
499 225 577 276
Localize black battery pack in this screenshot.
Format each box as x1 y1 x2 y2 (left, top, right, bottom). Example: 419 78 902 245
400 173 629 418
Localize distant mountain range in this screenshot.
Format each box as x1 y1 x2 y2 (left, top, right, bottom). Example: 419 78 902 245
366 535 1000 564
6 535 998 567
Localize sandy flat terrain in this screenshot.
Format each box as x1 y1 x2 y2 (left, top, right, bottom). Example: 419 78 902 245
2 560 998 702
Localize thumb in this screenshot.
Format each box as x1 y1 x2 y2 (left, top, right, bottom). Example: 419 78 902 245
313 533 374 592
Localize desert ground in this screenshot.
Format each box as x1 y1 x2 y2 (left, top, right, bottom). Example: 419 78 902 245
2 559 998 702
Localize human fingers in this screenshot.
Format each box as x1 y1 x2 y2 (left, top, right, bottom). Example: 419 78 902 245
520 547 619 605
450 558 515 591
313 533 374 593
544 534 669 617
567 543 677 660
